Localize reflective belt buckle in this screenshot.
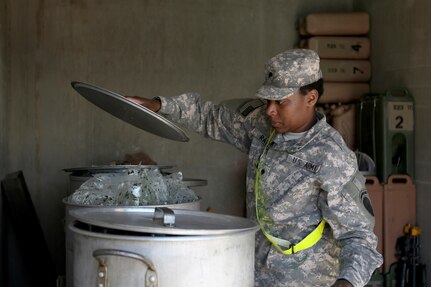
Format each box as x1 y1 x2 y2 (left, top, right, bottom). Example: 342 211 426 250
286 243 295 255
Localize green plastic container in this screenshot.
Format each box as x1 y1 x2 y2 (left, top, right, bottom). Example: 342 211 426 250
357 89 414 183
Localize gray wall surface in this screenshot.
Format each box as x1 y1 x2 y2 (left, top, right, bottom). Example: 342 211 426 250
0 0 6 178
356 1 431 284
6 1 431 286
0 0 7 284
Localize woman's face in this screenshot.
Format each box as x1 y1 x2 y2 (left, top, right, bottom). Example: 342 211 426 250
265 90 317 134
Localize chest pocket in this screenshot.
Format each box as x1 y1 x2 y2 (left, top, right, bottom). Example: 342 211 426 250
260 150 318 199
284 170 304 186
263 148 321 175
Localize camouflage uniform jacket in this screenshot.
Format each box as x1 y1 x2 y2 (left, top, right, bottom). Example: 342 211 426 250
157 93 383 287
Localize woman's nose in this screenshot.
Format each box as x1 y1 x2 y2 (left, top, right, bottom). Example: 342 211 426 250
266 101 277 116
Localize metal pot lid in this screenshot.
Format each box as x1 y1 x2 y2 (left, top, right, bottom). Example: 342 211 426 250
69 206 258 236
71 81 189 142
63 165 175 174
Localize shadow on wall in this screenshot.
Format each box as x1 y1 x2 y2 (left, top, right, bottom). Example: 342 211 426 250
1 171 60 287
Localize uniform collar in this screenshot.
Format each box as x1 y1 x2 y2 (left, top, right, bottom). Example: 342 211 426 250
271 111 327 153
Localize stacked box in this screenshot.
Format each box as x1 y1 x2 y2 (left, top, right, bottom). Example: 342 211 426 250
297 12 371 150
298 12 370 36
331 104 356 149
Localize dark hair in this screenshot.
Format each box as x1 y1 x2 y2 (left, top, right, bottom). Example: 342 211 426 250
299 78 324 99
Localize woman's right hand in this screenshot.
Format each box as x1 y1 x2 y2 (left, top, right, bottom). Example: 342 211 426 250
126 96 161 112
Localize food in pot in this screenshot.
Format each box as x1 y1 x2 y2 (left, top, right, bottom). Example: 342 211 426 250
66 167 199 206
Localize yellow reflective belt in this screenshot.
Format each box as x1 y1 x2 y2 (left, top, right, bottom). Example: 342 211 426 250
254 129 326 255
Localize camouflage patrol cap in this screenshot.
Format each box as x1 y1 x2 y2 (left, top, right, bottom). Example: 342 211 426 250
256 49 322 100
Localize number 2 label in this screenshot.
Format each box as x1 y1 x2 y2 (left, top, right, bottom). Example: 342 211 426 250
388 102 414 131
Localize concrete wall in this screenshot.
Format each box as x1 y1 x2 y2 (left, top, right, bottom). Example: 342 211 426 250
356 0 431 284
0 0 6 178
5 0 357 278
0 0 7 284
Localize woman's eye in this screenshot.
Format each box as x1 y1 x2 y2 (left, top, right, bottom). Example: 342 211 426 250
265 100 286 107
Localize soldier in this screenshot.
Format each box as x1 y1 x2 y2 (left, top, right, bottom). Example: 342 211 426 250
128 49 383 286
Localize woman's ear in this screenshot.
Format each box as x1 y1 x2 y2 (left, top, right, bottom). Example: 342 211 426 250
306 89 319 107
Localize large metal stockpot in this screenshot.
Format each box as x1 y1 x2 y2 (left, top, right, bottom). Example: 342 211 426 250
64 199 202 287
69 207 259 287
63 165 205 287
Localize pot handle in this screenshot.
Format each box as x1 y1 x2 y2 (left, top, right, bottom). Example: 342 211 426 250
153 207 176 227
93 249 158 287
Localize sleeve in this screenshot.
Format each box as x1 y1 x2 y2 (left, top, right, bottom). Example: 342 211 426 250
321 171 384 287
157 93 256 153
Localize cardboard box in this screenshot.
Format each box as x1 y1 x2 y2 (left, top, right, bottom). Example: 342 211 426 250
321 59 371 82
330 104 356 150
300 36 370 59
320 82 369 104
298 12 370 36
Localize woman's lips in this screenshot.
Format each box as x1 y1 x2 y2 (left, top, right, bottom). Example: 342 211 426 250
271 121 282 128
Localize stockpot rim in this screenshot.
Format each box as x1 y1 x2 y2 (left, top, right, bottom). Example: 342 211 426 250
69 206 259 236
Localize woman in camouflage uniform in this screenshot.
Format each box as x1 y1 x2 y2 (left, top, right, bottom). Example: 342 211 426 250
128 49 383 287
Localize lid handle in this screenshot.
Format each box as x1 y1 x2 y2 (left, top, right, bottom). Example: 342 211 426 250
153 207 176 227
